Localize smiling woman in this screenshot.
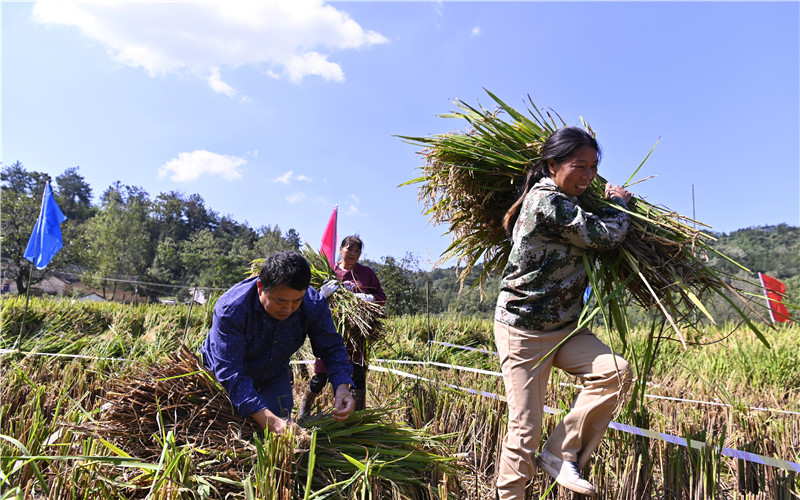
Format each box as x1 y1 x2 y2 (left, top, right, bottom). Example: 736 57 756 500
298 235 387 417
401 90 788 497
547 145 597 197
493 126 633 499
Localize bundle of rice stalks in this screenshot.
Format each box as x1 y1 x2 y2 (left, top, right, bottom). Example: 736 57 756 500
71 344 258 460
68 346 461 498
298 409 462 496
249 244 386 359
400 91 557 289
399 89 772 346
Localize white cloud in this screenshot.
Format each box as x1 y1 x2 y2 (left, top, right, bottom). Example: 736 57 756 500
471 26 481 36
32 0 388 97
343 203 362 216
286 51 345 83
343 194 364 216
158 150 245 182
272 171 313 183
286 193 307 204
207 66 236 98
273 171 294 184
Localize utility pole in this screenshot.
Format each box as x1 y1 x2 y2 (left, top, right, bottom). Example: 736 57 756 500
426 280 431 360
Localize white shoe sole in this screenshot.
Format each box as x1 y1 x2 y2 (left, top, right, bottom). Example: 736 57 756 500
536 454 597 498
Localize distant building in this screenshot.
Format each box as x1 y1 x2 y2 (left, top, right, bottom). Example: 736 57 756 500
189 287 208 305
76 292 106 302
35 274 82 296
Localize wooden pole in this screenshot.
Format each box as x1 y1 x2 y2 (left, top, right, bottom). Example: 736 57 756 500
15 264 35 350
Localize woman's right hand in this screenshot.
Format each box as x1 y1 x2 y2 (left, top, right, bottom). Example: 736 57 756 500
319 280 339 299
605 183 632 203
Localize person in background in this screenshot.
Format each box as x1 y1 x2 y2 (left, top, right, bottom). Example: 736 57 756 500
201 251 355 434
298 235 386 417
494 127 632 499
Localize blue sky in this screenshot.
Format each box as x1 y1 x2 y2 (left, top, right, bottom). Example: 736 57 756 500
3 1 799 268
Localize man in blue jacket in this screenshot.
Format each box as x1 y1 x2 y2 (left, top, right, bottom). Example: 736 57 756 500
201 251 354 434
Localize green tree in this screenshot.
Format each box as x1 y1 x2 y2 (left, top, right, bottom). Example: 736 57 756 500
1 182 47 294
181 229 224 288
82 183 151 299
1 161 50 195
284 228 301 251
253 225 300 259
147 236 182 284
55 166 94 222
374 254 430 316
150 191 190 243
184 193 217 233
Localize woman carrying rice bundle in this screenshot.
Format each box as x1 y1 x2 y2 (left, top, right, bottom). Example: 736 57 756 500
299 235 386 417
494 127 632 499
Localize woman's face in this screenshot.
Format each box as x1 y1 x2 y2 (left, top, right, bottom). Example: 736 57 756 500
548 145 598 197
340 245 361 268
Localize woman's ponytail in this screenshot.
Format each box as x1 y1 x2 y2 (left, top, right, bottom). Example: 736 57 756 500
502 161 548 236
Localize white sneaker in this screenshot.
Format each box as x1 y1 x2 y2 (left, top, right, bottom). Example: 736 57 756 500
536 448 597 498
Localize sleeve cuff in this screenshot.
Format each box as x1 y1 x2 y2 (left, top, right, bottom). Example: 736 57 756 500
609 196 628 208
237 396 270 417
329 373 355 391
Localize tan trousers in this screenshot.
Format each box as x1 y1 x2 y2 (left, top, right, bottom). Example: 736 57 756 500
494 320 630 499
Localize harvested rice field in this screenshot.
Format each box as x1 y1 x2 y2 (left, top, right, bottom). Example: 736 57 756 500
1 296 798 499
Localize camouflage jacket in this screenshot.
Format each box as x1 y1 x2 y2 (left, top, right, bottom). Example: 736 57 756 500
495 177 630 331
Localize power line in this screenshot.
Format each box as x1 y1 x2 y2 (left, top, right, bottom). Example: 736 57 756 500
56 272 229 292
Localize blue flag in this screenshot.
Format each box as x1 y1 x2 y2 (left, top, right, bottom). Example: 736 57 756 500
23 182 67 269
583 285 592 304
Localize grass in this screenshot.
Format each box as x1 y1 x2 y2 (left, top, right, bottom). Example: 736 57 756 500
1 296 798 498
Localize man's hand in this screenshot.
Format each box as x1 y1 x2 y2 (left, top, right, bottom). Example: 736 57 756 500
250 408 288 434
319 280 339 299
331 384 355 421
354 293 374 302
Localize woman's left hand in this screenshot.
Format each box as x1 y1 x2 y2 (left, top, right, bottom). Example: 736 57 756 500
605 183 632 203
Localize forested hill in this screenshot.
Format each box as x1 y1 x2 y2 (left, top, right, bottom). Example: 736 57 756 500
707 224 799 280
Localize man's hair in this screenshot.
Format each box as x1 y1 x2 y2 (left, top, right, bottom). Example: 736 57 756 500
258 251 311 292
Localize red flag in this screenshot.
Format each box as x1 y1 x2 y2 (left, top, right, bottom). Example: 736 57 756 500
320 205 338 268
759 272 792 323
